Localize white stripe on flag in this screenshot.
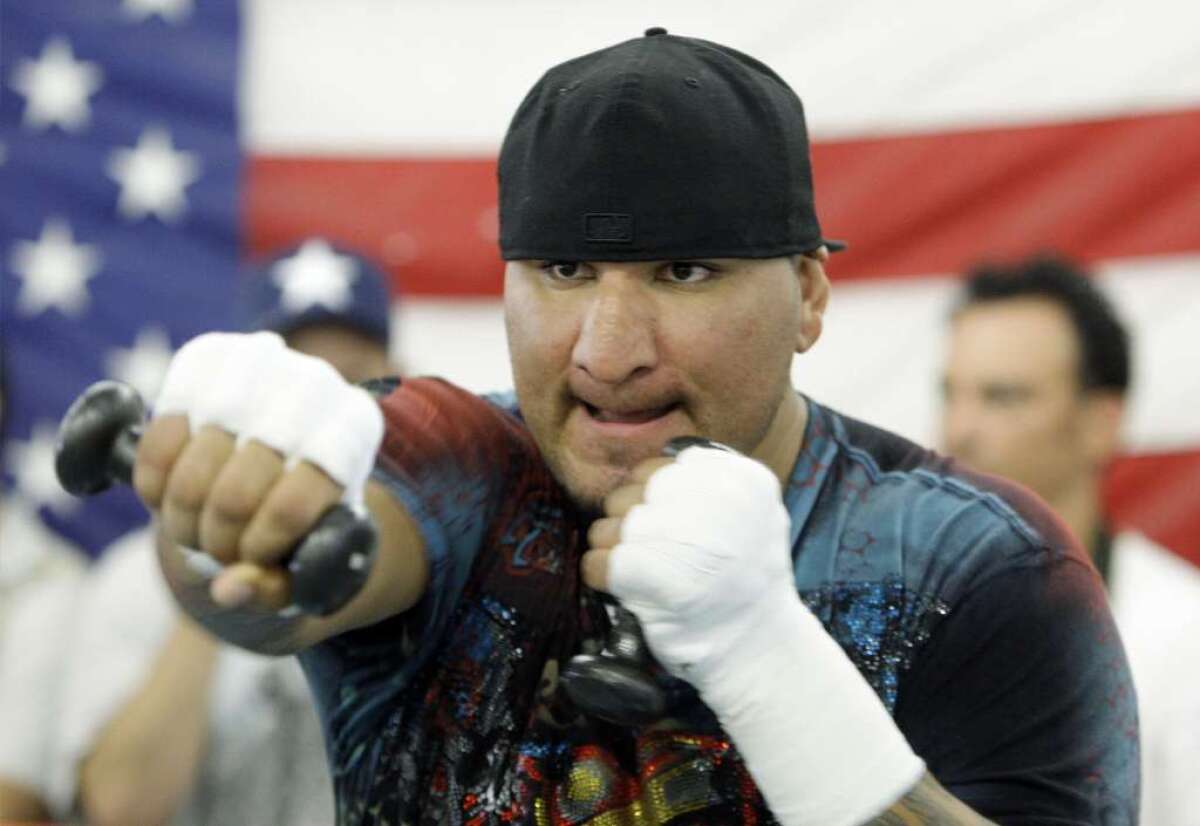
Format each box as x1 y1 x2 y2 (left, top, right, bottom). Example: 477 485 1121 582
243 0 1200 154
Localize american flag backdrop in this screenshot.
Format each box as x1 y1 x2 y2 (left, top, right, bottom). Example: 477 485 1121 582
2 0 241 556
2 0 1199 564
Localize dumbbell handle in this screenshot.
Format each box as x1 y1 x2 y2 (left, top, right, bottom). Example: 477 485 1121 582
108 425 141 487
55 380 377 617
559 596 667 726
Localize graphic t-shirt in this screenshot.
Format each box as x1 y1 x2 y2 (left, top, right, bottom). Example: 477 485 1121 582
299 378 1139 825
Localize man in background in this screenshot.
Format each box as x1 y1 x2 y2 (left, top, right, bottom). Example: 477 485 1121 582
233 238 397 384
0 358 88 823
940 253 1200 823
49 239 400 826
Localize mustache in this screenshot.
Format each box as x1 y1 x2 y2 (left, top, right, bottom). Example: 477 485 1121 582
565 379 686 416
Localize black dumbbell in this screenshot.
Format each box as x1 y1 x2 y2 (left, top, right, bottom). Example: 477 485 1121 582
559 596 667 726
55 380 377 616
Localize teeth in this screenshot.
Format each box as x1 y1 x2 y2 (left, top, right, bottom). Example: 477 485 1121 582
590 405 671 424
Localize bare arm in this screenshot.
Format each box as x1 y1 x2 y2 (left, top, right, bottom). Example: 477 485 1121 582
867 772 997 825
157 478 429 656
77 619 219 826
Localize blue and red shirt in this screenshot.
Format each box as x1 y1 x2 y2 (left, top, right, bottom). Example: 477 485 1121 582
299 377 1138 825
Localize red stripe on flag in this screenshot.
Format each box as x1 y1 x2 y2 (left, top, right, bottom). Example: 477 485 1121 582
245 157 501 296
245 107 1200 294
1105 450 1200 567
815 108 1200 279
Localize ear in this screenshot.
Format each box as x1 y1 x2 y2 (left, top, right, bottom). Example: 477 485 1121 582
795 251 831 353
1080 390 1125 467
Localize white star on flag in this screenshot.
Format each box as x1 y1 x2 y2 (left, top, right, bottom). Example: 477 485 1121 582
271 240 359 313
105 325 175 403
122 0 194 23
9 422 81 515
9 217 102 317
9 37 104 132
107 126 202 223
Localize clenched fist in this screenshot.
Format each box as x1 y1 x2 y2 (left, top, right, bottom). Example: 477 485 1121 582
581 441 795 685
134 332 383 610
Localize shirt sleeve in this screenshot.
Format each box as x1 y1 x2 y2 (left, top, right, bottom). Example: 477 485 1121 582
894 556 1140 825
298 378 546 773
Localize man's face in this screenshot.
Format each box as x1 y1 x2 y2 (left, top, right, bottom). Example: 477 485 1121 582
286 324 394 385
941 298 1095 501
504 257 824 510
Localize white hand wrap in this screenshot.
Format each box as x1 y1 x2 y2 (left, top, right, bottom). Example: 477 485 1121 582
610 446 925 825
154 331 384 512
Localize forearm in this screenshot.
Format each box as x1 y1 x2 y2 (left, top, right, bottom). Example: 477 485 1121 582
158 479 429 655
688 592 921 825
867 773 996 825
78 619 219 826
704 601 996 825
705 605 992 825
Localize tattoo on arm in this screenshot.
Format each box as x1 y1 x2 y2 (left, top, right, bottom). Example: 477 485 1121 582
866 772 997 825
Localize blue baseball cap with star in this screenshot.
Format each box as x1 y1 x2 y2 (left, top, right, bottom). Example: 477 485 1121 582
237 238 394 348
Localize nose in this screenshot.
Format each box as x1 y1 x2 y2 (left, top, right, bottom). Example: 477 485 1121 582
571 274 657 385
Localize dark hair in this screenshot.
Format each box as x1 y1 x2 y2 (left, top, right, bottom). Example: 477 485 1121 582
958 254 1130 394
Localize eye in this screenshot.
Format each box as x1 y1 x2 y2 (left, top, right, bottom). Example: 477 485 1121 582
539 261 587 281
981 384 1032 407
662 262 715 284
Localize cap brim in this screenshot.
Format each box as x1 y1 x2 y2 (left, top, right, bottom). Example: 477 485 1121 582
825 239 848 253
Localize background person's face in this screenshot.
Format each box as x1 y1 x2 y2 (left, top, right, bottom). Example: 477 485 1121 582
285 324 394 385
940 298 1094 501
504 257 813 510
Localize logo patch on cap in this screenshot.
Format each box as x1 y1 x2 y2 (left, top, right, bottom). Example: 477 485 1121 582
584 213 634 243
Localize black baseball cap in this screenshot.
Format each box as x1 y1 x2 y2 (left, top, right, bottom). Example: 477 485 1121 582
499 27 845 262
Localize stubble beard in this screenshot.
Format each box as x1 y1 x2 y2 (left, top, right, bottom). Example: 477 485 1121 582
544 441 637 516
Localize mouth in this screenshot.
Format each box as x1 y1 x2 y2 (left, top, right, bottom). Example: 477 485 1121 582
580 401 681 424
561 395 692 496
